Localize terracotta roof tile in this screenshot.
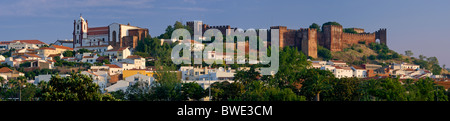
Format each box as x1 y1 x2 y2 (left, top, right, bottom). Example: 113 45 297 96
51 45 73 50
105 64 121 68
0 67 13 73
12 40 47 45
126 55 142 59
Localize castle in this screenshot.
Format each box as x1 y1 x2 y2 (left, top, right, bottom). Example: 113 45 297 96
73 15 149 49
186 21 387 58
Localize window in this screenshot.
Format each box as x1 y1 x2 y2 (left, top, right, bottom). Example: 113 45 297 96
112 31 117 42
77 25 80 30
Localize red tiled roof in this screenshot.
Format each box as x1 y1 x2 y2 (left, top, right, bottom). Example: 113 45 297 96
51 45 73 51
105 64 121 68
96 56 109 61
0 67 13 73
126 55 142 59
352 66 365 70
336 66 352 70
12 40 47 45
107 47 128 52
0 41 11 44
75 45 110 48
25 54 41 58
88 27 109 35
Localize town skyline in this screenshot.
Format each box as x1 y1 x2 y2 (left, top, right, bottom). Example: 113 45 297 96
0 0 449 66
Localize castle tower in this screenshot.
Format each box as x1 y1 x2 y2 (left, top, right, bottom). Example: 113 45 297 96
300 28 318 58
73 15 88 48
322 25 343 52
270 26 288 49
375 28 387 45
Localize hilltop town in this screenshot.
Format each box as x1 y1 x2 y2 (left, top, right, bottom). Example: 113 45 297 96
0 16 448 101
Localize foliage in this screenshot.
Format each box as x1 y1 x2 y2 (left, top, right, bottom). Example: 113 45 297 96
181 82 206 101
209 81 245 101
19 62 31 68
24 69 59 80
63 51 75 57
309 23 321 32
317 46 332 60
77 48 92 54
343 28 358 34
158 21 193 39
39 73 118 101
299 69 334 101
322 21 342 27
405 50 413 57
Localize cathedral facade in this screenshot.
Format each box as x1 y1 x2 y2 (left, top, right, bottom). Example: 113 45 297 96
73 16 149 49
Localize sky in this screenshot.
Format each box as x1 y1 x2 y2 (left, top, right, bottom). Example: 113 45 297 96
0 0 449 67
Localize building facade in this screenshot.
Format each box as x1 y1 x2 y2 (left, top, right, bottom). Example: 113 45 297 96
73 16 149 49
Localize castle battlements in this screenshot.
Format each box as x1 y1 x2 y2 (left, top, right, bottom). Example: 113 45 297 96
186 21 386 59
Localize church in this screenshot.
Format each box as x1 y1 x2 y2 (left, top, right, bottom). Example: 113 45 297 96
73 15 149 49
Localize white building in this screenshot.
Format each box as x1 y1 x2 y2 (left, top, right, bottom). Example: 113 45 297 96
9 40 47 50
125 73 155 86
0 41 10 50
333 66 353 78
81 71 108 92
180 66 236 81
73 16 148 48
105 80 130 92
351 66 367 78
74 45 113 54
327 60 348 67
53 40 74 48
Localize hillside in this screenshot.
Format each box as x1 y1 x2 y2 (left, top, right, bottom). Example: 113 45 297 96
316 42 446 76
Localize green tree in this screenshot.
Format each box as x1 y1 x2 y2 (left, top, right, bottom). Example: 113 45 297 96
300 69 334 101
322 78 361 101
39 73 117 101
405 50 413 57
309 23 321 32
343 28 358 34
63 51 75 57
77 48 91 54
272 47 310 90
317 46 332 60
181 82 206 101
322 21 342 27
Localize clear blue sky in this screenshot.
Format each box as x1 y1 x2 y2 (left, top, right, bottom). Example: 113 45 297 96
0 0 448 67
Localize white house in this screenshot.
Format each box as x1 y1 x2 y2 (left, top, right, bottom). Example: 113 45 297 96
321 65 336 71
0 41 10 50
53 40 73 48
9 40 47 50
74 45 113 54
105 64 124 75
81 71 107 91
327 60 348 67
122 55 146 69
351 66 367 78
125 73 155 86
105 80 130 92
333 66 353 78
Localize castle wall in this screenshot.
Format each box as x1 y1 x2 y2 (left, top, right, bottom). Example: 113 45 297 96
342 33 376 45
